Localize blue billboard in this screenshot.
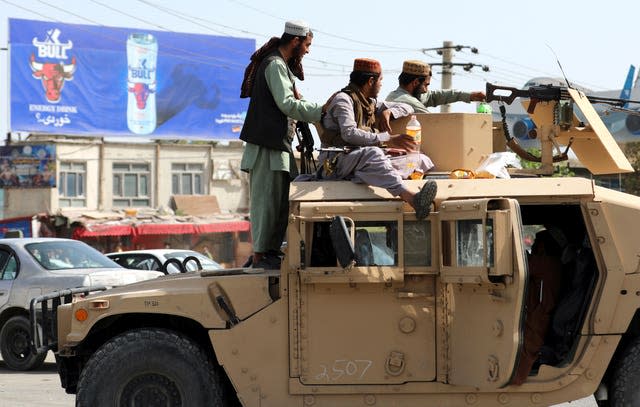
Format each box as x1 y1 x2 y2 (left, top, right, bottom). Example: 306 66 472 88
9 19 254 139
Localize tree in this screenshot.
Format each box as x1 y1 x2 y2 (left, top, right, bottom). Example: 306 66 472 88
518 148 575 177
622 142 640 196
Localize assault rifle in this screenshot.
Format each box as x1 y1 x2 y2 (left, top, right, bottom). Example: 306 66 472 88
295 121 317 175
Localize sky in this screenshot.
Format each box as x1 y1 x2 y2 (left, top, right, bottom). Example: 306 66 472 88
1 0 639 139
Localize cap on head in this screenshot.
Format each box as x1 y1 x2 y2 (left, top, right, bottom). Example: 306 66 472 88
402 60 431 77
284 20 310 37
353 58 382 74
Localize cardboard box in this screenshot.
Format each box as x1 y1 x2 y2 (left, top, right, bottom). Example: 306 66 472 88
391 113 493 172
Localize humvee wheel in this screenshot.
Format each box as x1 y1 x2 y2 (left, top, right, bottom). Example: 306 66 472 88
76 328 233 407
609 336 640 406
0 315 47 371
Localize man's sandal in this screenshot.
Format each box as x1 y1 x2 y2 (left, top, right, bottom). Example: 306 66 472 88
413 180 437 220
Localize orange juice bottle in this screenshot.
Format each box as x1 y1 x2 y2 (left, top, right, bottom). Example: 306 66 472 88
406 115 422 174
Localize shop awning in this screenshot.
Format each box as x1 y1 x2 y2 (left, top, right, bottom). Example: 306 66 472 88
73 224 134 238
133 221 251 236
68 213 250 238
134 223 196 236
195 221 250 234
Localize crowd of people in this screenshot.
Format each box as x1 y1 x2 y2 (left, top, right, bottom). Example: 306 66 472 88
240 20 486 269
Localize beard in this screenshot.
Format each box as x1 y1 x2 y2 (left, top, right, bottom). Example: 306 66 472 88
411 86 423 98
287 43 305 80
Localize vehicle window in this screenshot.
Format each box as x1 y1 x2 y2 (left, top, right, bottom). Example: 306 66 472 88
26 241 118 270
404 220 432 266
354 221 398 266
0 249 10 270
109 254 161 270
0 251 17 280
308 220 399 267
444 219 494 268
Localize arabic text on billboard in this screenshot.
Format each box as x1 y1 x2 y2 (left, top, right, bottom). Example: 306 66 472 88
9 18 254 139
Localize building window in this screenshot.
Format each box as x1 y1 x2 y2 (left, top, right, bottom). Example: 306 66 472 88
58 162 86 207
171 163 204 195
113 163 150 207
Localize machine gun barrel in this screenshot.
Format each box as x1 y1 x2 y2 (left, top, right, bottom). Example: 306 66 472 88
487 82 638 113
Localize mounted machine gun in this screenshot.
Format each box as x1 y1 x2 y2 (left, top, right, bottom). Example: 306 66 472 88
486 83 634 175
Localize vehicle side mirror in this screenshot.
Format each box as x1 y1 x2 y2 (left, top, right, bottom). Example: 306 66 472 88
329 216 356 268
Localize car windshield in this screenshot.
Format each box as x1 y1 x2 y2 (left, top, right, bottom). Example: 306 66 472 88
26 241 119 270
165 251 222 271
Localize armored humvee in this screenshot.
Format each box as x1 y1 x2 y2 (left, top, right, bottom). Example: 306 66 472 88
31 86 640 406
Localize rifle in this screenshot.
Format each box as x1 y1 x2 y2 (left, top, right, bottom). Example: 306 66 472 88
295 121 317 175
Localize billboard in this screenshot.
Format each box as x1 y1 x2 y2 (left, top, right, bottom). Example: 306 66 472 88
0 144 56 188
0 216 33 238
9 18 254 139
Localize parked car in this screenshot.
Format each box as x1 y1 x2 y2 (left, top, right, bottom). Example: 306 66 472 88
106 249 223 274
0 238 162 371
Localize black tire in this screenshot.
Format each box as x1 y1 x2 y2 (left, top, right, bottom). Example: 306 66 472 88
0 315 47 371
609 336 640 406
76 328 236 407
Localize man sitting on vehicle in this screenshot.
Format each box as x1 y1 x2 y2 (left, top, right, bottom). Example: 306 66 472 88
317 58 437 220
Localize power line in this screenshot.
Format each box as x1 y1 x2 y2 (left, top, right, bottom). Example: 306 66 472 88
136 0 260 38
9 0 625 94
88 0 174 32
12 0 250 70
34 0 103 26
225 0 419 52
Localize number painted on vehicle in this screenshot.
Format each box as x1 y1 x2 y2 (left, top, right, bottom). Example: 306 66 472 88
314 359 373 382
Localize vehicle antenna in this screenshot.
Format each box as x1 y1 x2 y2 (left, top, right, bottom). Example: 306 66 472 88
546 44 573 89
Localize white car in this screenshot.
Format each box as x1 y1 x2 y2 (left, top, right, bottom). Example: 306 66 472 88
0 238 162 371
106 249 223 274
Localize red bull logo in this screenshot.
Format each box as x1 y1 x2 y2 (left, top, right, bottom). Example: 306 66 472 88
29 54 76 103
29 28 76 103
128 81 156 109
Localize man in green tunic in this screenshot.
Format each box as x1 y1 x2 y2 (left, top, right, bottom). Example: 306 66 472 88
386 60 485 112
239 20 328 269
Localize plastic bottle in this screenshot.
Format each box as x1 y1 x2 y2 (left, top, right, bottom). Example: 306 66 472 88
405 115 422 178
476 102 492 114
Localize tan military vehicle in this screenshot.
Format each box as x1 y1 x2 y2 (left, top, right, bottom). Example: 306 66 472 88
31 86 640 406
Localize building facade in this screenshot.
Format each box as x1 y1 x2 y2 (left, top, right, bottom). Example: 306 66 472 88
1 135 252 266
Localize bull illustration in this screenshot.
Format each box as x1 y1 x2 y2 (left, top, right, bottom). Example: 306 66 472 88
128 81 156 109
29 54 76 103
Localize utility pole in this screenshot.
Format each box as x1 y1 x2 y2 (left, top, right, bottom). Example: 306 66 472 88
421 42 489 113
441 41 454 113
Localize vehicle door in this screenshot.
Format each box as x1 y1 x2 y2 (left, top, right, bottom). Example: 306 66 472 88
289 200 438 387
437 198 527 389
0 247 18 310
